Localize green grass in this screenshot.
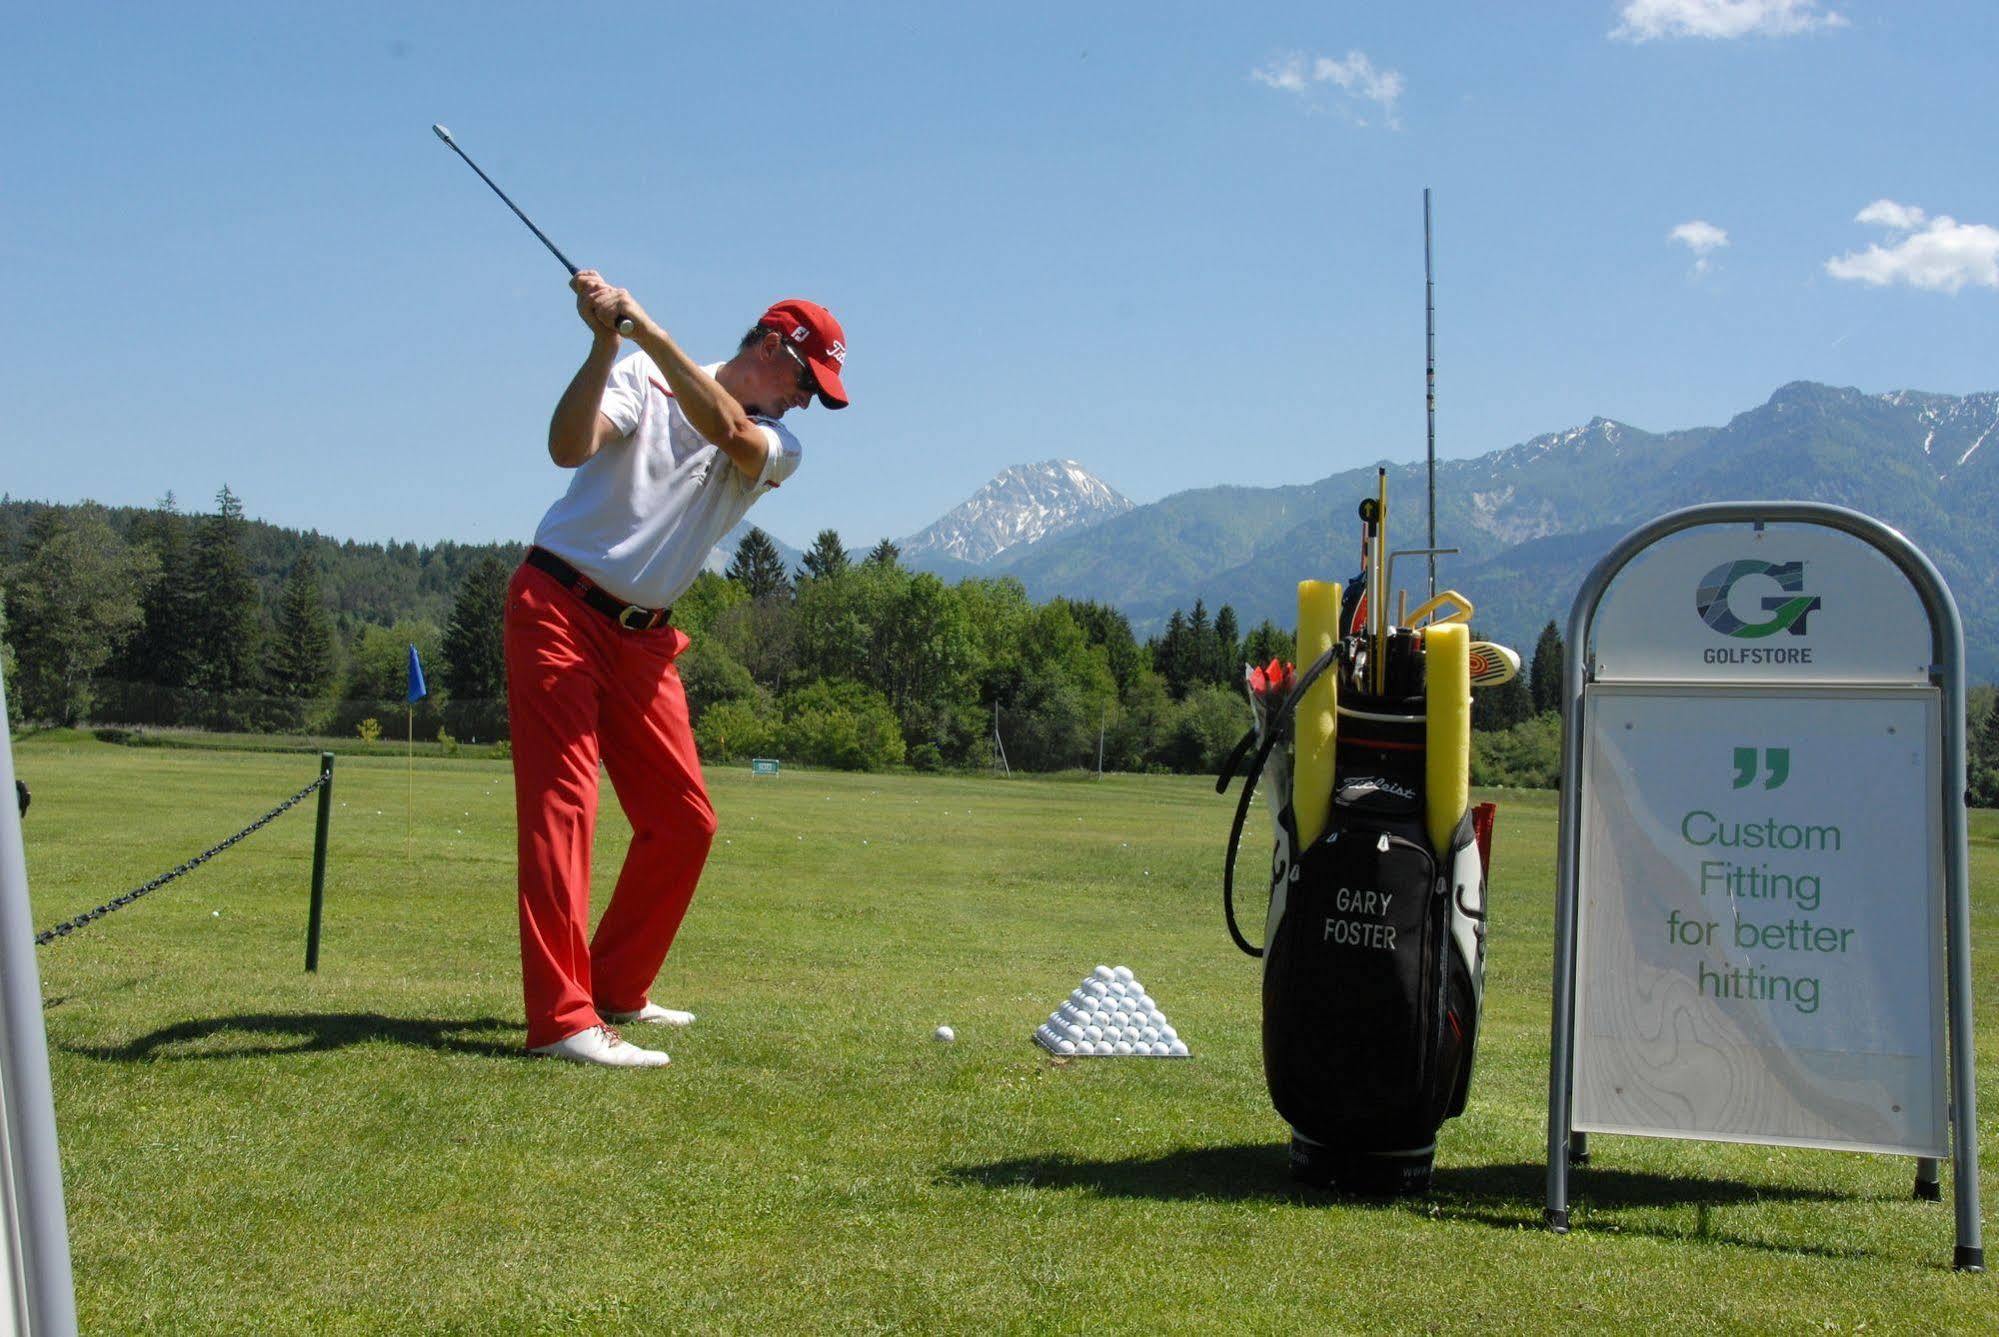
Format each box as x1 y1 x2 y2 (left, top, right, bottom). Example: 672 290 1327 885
14 734 1998 1332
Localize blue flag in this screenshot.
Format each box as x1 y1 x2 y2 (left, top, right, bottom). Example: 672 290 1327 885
406 644 428 704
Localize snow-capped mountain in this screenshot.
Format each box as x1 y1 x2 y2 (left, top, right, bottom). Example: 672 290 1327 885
987 382 1999 677
899 460 1134 567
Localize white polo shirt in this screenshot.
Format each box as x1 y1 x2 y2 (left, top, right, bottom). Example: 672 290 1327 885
530 350 802 608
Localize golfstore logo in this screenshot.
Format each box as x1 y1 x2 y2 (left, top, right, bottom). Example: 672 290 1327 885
1695 559 1821 665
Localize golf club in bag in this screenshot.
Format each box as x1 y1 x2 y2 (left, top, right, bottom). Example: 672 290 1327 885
1217 479 1495 1195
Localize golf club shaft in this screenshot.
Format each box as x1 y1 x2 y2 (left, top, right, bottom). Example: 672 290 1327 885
432 125 634 334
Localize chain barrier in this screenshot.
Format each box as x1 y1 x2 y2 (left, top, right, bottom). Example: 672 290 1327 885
33 774 328 947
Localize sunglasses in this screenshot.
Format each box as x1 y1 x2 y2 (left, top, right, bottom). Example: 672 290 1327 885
781 342 821 398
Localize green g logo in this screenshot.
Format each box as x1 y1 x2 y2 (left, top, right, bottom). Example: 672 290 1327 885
1696 560 1822 638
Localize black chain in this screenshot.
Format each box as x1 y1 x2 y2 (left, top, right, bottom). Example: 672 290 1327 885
33 775 327 947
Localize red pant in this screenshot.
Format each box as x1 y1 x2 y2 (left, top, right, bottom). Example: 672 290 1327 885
504 562 716 1049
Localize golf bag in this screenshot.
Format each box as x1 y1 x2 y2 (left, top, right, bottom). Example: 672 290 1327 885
1219 651 1490 1194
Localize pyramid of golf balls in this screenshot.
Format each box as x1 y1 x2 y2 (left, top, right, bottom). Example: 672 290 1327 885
1034 964 1189 1058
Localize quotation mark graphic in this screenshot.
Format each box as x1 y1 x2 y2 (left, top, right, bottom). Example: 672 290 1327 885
1731 746 1791 790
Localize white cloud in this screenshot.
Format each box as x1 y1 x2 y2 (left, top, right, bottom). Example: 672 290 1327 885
1826 201 1999 294
1250 54 1310 95
1611 0 1848 42
1854 199 1927 232
1670 219 1730 274
1252 49 1404 128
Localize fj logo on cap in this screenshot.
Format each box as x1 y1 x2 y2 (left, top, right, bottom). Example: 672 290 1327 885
790 326 810 342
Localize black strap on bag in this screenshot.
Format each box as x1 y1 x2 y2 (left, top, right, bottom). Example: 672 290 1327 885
1215 645 1340 959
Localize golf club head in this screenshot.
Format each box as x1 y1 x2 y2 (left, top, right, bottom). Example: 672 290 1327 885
1466 642 1521 687
432 123 454 145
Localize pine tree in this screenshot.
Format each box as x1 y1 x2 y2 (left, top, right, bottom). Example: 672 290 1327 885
1240 618 1294 671
1972 698 1999 808
184 485 263 697
5 505 154 724
441 554 511 740
1476 671 1534 731
1529 620 1564 715
1213 605 1241 684
1155 608 1191 699
797 528 850 583
865 537 902 569
264 551 336 731
1186 600 1215 693
115 494 200 691
725 527 792 602
0 585 16 685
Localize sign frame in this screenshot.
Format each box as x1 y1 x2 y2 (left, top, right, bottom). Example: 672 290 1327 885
1542 501 1984 1272
0 669 79 1332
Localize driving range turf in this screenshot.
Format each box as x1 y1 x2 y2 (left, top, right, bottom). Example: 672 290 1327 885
15 733 1998 1332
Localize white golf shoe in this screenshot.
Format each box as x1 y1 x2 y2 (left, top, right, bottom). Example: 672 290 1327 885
601 1002 696 1028
529 1025 669 1069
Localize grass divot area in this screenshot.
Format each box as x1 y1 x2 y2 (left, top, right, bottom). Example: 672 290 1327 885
15 734 1997 1331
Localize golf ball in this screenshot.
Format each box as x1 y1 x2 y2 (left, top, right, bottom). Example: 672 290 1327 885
1108 981 1128 997
1112 965 1134 982
1113 1041 1134 1056
1146 1009 1166 1026
1086 980 1108 998
1064 1023 1084 1041
1083 1025 1104 1041
1122 1026 1142 1043
934 1025 955 1043
1160 1025 1178 1042
1111 1010 1130 1026
1141 1026 1161 1042
1092 1011 1112 1027
1094 965 1115 981
1168 1040 1189 1057
1057 1039 1077 1055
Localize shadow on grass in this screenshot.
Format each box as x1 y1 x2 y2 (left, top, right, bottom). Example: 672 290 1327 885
67 1012 523 1062
944 1147 1887 1260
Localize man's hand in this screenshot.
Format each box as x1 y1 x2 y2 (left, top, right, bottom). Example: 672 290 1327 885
571 270 650 341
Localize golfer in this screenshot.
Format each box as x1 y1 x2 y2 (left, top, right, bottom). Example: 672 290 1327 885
506 270 849 1067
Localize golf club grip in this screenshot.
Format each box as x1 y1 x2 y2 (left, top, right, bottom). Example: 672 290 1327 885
565 263 635 335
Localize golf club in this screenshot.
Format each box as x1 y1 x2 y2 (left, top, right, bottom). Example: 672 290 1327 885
1465 641 1521 687
431 124 635 334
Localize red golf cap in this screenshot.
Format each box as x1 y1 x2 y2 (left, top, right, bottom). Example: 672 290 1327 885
760 299 849 409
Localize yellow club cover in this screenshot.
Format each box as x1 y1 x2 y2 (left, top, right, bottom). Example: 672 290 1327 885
1294 580 1340 846
1424 622 1471 855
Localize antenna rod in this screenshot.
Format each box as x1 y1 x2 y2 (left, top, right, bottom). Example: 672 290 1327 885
1425 188 1437 599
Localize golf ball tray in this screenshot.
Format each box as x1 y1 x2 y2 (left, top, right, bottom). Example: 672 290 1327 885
1034 964 1190 1058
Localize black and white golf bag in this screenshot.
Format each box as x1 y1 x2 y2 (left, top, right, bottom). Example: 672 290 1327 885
1219 653 1490 1194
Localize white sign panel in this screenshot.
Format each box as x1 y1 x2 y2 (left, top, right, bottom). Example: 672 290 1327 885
1573 683 1946 1155
1591 521 1932 684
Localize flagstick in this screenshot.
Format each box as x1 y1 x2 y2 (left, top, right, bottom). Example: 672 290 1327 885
406 703 414 861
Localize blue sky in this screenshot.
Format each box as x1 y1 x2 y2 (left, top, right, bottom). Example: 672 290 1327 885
3 2 1993 551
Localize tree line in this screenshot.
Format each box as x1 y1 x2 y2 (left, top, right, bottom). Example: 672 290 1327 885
32 494 1999 792
0 492 1583 774
0 490 513 743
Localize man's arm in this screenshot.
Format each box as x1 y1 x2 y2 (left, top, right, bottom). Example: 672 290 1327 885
577 271 772 482
547 331 624 468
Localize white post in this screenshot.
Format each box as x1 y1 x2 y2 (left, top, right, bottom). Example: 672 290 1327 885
0 669 81 1332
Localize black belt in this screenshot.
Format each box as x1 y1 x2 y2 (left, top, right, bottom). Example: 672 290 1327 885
526 547 672 631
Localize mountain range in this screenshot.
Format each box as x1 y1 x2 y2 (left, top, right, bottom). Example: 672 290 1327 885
862 382 1999 678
